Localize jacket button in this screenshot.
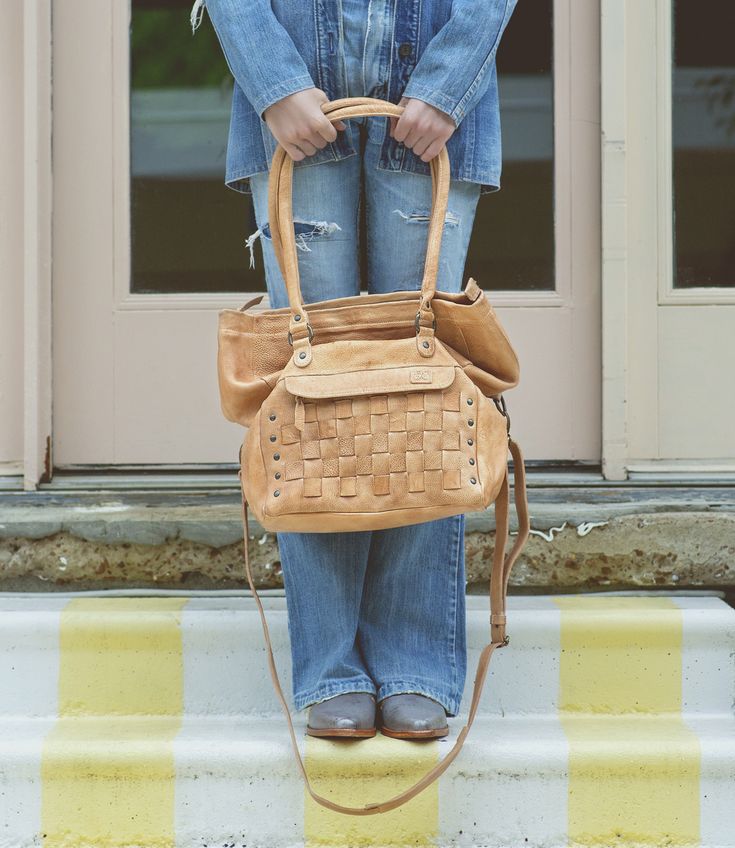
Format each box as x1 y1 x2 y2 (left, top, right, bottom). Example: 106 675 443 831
399 42 412 58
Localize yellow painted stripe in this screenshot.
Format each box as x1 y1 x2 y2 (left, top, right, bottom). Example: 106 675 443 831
304 733 439 846
41 598 188 848
552 596 701 846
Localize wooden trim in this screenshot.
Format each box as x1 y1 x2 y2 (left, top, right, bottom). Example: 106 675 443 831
23 0 53 489
600 0 628 480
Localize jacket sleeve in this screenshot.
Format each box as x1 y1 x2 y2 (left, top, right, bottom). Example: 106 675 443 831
401 0 519 127
190 0 316 120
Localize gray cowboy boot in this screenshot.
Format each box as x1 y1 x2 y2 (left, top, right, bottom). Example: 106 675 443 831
306 692 377 738
378 693 449 739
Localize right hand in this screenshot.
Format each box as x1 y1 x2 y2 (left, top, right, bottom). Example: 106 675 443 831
263 88 347 162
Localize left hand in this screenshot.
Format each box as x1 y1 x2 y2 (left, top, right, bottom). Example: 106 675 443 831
389 96 456 162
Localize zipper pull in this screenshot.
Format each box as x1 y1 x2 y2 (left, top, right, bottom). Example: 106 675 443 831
294 396 305 431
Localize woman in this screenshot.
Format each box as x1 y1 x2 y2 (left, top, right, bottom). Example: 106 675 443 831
193 0 518 739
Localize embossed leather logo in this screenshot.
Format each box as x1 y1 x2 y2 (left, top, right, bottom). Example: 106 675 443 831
409 368 433 383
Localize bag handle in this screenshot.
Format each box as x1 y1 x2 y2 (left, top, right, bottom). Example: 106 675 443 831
266 96 451 362
237 434 530 816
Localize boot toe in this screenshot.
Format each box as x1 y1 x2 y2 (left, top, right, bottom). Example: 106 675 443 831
307 692 377 737
379 693 449 738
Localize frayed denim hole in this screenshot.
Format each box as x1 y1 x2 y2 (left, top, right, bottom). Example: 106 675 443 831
245 219 342 268
392 208 461 227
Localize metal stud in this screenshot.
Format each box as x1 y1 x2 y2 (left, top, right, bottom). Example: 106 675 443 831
470 477 477 484
269 413 277 421
273 452 280 460
299 351 307 359
275 472 281 479
273 489 281 497
294 314 301 321
269 434 277 442
422 340 430 349
467 397 473 405
468 419 474 426
467 438 473 446
469 458 475 465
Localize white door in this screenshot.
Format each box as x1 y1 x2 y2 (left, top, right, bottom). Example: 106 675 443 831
53 0 600 468
601 0 735 479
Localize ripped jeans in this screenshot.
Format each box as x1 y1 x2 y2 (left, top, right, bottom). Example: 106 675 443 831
246 117 481 716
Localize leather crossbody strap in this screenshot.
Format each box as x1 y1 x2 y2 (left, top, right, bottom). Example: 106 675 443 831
238 435 530 816
266 97 451 349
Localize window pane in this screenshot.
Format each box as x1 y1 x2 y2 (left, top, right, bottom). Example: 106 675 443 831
130 0 553 296
130 0 261 294
465 0 554 291
673 0 735 288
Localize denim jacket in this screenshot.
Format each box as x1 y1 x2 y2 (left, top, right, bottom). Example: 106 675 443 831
190 0 518 196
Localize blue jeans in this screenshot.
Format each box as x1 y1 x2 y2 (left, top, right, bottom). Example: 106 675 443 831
245 2 481 717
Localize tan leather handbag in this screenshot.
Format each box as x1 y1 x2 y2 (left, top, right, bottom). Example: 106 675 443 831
218 97 531 815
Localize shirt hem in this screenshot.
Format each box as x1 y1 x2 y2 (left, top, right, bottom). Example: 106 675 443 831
223 157 500 196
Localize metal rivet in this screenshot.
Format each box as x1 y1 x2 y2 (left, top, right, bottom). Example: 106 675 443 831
273 489 280 497
299 351 307 359
468 419 474 426
469 458 475 465
422 340 430 349
273 452 280 460
275 472 281 479
467 438 473 446
294 314 301 321
470 477 477 484
467 397 473 405
269 434 277 442
269 413 277 421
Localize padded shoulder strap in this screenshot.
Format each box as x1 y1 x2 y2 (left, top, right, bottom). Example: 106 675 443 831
238 436 530 816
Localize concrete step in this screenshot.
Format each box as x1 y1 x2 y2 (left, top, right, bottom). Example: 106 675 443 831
1 594 733 717
3 713 733 848
0 592 733 848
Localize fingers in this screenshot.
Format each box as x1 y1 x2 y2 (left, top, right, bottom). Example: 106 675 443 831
399 122 426 150
389 97 454 162
283 142 306 162
283 120 347 162
316 115 339 145
416 137 446 163
283 120 332 161
269 88 350 162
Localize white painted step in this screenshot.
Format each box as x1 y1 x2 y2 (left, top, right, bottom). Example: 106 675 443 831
0 593 732 848
1 595 733 716
2 713 733 848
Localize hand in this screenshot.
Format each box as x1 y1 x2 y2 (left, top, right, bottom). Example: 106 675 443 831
389 96 456 162
263 88 347 162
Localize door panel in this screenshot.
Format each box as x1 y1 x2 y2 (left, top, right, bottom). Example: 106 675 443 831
54 0 600 466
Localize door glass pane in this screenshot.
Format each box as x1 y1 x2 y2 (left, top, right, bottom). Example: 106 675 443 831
466 0 555 291
130 0 261 294
130 0 553 295
672 0 735 288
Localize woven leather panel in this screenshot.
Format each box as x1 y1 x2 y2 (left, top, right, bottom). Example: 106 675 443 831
258 371 488 515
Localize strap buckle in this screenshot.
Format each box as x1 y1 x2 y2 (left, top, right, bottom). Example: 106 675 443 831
287 322 314 346
492 394 511 437
414 310 436 334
